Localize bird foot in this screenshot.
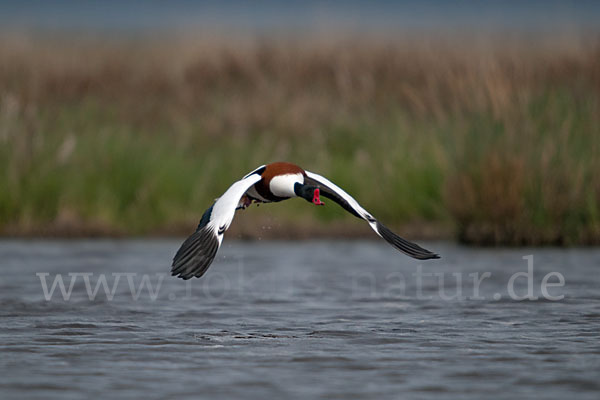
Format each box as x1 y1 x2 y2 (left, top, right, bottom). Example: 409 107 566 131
238 195 253 210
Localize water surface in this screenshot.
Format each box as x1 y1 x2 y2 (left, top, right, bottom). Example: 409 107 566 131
1 240 599 399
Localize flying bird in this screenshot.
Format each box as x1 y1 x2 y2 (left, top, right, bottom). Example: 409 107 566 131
172 162 439 279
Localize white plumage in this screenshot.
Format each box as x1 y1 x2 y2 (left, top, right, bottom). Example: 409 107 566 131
172 162 439 280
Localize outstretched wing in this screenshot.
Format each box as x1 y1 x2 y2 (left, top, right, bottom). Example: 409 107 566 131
304 171 439 260
172 172 263 279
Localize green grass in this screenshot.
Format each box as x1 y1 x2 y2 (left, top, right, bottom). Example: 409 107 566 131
1 36 599 243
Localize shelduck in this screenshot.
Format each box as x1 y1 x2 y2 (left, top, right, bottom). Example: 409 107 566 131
172 162 439 279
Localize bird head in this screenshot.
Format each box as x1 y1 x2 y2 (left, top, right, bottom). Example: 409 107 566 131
294 183 324 205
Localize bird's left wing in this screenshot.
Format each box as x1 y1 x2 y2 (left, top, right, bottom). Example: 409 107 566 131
172 171 263 279
305 170 439 260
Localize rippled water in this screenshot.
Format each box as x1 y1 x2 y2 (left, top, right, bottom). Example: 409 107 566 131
1 239 599 399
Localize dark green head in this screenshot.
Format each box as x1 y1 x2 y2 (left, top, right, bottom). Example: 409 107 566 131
294 183 324 205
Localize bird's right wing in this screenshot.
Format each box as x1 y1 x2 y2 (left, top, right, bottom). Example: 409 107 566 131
172 171 263 280
305 171 439 260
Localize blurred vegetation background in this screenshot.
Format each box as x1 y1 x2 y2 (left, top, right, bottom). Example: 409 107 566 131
0 34 599 244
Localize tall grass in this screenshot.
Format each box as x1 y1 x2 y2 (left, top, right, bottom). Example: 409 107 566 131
0 35 599 243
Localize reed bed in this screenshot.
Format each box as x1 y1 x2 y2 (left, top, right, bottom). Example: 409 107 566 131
1 34 599 244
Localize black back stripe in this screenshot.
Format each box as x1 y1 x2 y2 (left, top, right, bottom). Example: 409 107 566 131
243 165 266 179
304 176 362 219
196 204 214 230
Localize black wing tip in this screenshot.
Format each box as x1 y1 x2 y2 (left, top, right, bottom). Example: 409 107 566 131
413 252 441 260
375 222 440 260
172 271 192 280
171 226 220 280
171 268 194 280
